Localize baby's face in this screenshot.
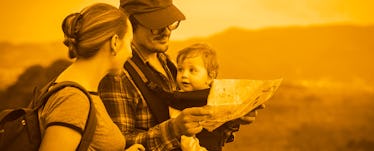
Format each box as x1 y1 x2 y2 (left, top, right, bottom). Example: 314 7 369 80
176 55 212 91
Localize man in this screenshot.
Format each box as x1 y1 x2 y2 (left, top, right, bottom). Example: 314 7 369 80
99 0 263 150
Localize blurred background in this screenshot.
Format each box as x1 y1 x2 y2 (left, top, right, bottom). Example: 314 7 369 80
1 0 373 150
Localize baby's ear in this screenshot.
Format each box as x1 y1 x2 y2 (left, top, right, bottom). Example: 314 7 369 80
207 71 217 85
209 71 217 79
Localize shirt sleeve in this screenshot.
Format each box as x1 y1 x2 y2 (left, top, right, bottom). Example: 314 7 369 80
99 71 180 151
40 87 90 134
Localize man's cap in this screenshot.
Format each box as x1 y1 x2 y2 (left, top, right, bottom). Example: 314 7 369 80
120 0 186 29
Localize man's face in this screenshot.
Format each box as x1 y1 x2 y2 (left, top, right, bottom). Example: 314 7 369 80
132 21 180 53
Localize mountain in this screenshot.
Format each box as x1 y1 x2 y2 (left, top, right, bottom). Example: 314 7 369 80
0 24 373 91
0 41 67 90
168 24 374 91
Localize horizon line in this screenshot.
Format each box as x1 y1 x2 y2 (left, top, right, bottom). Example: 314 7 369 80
1 22 373 45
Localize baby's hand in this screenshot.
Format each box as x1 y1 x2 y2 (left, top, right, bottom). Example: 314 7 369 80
125 144 145 151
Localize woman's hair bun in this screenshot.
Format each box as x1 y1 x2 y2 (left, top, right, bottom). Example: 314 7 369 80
62 13 83 59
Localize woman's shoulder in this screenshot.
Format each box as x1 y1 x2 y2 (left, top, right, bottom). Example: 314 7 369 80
42 87 90 114
51 86 90 103
38 86 91 134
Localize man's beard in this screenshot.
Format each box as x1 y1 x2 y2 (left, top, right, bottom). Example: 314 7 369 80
151 33 169 53
152 45 168 53
137 41 168 54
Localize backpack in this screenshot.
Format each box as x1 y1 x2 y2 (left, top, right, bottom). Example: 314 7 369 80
0 81 96 151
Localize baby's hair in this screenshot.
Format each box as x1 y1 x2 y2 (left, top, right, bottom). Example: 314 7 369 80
176 43 219 79
62 3 129 59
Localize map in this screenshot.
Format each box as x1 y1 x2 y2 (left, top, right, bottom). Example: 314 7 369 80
201 78 282 131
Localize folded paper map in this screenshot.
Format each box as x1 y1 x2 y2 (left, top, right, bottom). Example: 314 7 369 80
201 78 282 131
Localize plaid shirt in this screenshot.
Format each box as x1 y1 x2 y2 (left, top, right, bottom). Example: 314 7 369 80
99 48 180 150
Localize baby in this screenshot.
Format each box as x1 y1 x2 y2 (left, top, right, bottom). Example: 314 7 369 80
170 43 219 151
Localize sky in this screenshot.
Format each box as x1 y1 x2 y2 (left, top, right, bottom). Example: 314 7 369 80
0 0 373 43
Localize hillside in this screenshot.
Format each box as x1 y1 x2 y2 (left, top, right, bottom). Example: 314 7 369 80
169 24 374 91
1 24 373 91
0 41 67 89
1 25 374 150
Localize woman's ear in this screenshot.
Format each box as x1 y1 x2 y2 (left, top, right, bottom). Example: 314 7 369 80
110 34 120 56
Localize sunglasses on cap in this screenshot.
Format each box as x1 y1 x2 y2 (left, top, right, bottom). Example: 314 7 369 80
150 21 180 35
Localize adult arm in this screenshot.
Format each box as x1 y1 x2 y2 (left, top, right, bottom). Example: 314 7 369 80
99 72 213 150
39 126 82 151
39 88 90 151
99 72 179 150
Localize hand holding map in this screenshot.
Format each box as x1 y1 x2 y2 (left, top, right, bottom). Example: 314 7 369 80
201 78 282 131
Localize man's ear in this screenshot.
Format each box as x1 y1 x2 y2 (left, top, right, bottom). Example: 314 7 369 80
110 34 120 55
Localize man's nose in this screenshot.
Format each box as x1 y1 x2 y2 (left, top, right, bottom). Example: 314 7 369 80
161 27 171 35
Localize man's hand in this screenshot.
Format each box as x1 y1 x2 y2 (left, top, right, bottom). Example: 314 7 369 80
171 107 212 137
235 104 266 125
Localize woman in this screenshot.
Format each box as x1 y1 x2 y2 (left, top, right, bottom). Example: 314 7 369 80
38 3 144 151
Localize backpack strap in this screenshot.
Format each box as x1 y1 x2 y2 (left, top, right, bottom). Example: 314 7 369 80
124 54 237 149
125 53 210 106
125 59 170 123
36 81 96 151
29 79 57 109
